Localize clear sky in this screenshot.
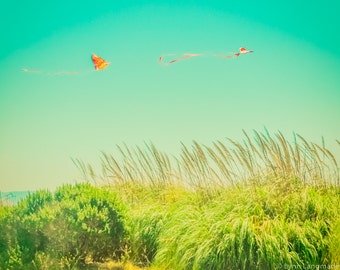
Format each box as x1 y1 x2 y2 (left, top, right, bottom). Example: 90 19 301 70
1 1 339 191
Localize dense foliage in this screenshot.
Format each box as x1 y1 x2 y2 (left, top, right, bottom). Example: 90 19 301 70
1 131 339 269
0 183 125 269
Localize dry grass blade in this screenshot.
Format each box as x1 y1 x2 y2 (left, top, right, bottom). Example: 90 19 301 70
146 142 173 184
205 145 233 184
228 138 255 177
213 141 232 167
276 131 293 175
135 145 158 184
73 158 99 185
292 133 301 174
100 152 124 182
243 130 262 164
77 129 339 191
254 130 279 174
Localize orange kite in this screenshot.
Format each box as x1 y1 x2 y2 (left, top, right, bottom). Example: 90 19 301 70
22 53 110 74
91 53 110 70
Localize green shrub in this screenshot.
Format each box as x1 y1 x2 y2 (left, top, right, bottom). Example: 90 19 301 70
46 183 126 262
0 205 14 268
16 190 53 216
0 184 126 268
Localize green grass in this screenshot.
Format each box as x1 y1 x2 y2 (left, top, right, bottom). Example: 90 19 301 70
1 129 339 269
150 181 340 269
99 129 339 269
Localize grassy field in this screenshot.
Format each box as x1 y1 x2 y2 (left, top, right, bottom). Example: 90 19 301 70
1 130 339 269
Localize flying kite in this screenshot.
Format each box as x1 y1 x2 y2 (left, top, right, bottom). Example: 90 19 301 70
214 47 254 59
158 47 254 65
91 53 110 70
22 53 109 75
239 47 254 54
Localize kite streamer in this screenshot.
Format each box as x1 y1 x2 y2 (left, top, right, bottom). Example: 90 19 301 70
22 53 110 75
157 53 202 66
158 47 254 66
21 68 78 75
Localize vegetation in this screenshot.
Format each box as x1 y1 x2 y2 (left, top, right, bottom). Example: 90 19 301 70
0 184 125 269
1 130 339 269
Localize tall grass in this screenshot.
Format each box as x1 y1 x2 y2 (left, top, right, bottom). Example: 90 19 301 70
78 129 339 190
71 129 340 268
151 183 340 269
5 130 340 269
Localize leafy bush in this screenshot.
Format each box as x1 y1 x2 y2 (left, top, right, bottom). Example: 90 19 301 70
0 205 14 268
0 183 126 269
47 183 126 262
0 191 53 269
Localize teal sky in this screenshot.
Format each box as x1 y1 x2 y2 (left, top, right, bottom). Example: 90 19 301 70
1 1 339 191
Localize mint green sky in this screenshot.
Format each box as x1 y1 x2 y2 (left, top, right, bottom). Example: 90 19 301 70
1 1 339 191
